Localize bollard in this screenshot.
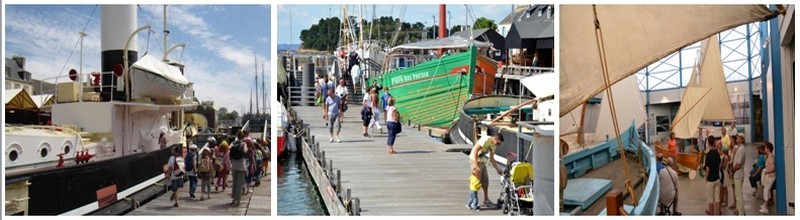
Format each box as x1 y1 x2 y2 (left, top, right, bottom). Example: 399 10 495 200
353 198 361 215
320 151 326 168
428 129 432 137
311 135 315 147
336 170 342 194
418 125 421 131
328 160 333 174
346 188 351 202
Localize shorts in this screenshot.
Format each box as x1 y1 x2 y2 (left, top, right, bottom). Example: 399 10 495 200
170 179 184 192
329 115 341 133
470 160 489 187
706 180 720 203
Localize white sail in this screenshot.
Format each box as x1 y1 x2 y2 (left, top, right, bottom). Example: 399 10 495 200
560 5 775 116
686 36 736 121
594 75 647 143
559 75 645 146
671 87 712 139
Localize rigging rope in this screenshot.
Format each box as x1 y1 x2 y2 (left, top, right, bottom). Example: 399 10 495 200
55 5 97 86
592 5 638 207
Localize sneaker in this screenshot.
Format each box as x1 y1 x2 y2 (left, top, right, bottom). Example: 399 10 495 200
475 207 480 212
336 137 341 143
483 200 495 207
329 138 334 143
759 205 769 214
465 204 472 210
173 203 179 207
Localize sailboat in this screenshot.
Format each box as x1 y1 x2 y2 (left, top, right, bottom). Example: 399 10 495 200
5 5 195 215
658 34 736 176
559 5 777 215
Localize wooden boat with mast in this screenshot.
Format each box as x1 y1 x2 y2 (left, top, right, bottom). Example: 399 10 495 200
558 5 778 215
657 34 737 176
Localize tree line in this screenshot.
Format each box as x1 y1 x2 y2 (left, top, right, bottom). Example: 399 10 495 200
299 16 497 52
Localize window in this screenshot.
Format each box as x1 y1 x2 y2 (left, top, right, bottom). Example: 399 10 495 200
9 150 19 161
15 84 20 89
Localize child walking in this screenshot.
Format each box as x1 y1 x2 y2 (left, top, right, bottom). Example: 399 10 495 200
466 166 482 212
198 147 213 200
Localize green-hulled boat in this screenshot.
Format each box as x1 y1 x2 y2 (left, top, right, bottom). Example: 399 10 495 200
368 45 497 128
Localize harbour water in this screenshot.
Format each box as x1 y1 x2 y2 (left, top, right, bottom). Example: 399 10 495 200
277 152 327 215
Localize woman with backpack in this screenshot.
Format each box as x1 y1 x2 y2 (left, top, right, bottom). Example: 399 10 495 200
230 131 249 206
198 146 213 200
166 145 185 207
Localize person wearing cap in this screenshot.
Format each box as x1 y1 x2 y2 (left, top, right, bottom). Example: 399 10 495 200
198 143 213 200
186 144 199 199
204 137 218 183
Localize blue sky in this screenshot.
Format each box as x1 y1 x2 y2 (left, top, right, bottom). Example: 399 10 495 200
4 5 271 113
277 4 514 45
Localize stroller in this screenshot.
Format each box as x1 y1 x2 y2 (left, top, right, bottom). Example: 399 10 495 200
497 153 535 215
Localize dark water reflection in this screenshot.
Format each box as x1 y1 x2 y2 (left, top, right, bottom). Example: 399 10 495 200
277 152 327 216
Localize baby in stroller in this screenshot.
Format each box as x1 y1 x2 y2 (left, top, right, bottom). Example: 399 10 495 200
466 166 483 212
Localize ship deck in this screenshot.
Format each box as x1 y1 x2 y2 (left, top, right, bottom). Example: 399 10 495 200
126 169 270 215
293 106 506 215
569 155 648 215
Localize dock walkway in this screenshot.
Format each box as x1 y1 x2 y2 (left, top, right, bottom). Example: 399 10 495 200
126 170 271 215
294 106 504 215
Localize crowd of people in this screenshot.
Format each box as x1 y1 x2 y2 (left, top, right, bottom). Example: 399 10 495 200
659 123 777 216
315 70 402 155
165 130 270 208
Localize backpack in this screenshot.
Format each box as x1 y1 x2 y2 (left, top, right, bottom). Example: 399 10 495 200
198 157 211 172
230 141 245 160
184 152 196 172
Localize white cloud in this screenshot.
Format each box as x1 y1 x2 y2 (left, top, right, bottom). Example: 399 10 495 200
5 7 103 82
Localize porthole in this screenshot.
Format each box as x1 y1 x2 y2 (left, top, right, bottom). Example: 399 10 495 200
9 150 19 161
39 142 52 158
63 140 73 155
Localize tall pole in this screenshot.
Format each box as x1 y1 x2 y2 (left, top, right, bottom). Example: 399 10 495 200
254 53 259 115
447 11 452 36
262 62 267 113
163 5 168 61
289 9 292 47
432 15 437 40
79 31 86 102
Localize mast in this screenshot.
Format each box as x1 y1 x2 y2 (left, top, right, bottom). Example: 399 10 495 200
262 62 267 113
255 52 259 115
359 5 364 49
163 5 168 62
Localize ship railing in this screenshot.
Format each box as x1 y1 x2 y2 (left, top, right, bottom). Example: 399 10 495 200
36 71 126 105
500 65 555 78
287 86 317 107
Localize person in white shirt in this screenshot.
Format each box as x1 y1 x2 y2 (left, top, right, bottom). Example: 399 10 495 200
729 122 738 141
335 79 349 122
